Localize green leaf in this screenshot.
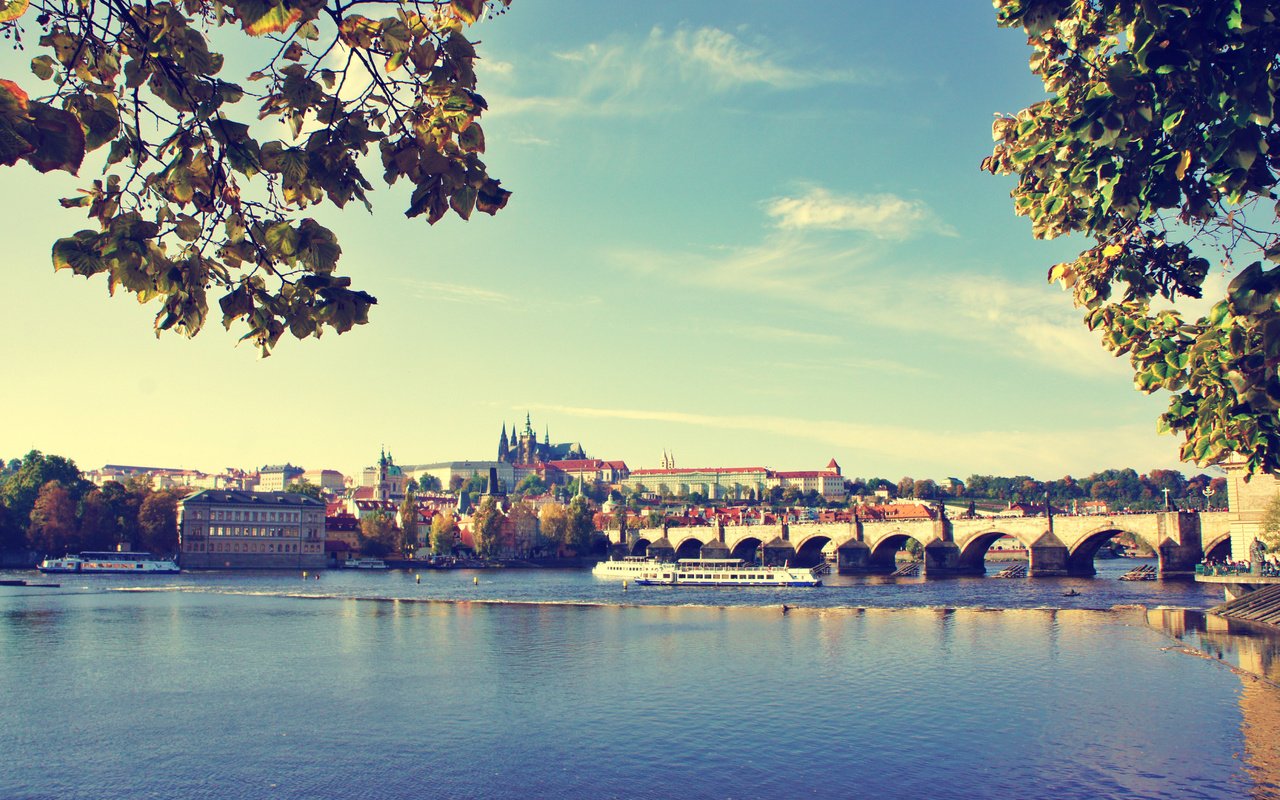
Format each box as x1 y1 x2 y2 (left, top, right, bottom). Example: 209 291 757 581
30 55 55 81
51 230 105 276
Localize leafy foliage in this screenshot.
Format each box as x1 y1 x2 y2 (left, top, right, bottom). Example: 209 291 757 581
985 0 1280 473
1 0 512 354
469 494 501 556
358 509 397 556
429 509 457 554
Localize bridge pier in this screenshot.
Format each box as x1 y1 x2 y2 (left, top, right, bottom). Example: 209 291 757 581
922 541 978 577
1025 532 1070 577
836 542 871 574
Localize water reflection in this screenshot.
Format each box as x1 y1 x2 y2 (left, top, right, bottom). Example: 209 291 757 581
1146 609 1280 799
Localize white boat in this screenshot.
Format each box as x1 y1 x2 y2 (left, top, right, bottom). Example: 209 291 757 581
345 558 389 569
592 556 670 579
634 558 822 587
38 552 180 574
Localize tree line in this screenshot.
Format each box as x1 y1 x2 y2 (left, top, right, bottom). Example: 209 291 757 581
0 451 182 557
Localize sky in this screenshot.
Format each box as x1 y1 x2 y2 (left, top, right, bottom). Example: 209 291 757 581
0 0 1222 482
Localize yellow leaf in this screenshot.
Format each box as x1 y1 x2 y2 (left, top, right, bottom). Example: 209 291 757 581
1102 243 1123 257
1048 262 1077 288
0 0 29 24
1175 149 1192 180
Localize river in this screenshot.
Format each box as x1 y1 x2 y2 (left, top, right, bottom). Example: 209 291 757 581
2 559 1277 800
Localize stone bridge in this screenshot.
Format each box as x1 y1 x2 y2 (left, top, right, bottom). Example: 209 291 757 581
609 510 1232 578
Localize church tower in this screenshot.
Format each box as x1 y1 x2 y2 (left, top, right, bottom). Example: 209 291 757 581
498 424 509 463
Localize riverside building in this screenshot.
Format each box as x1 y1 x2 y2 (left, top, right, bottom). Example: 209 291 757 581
178 490 326 569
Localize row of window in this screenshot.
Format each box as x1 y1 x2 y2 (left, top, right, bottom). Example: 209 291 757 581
209 509 303 523
207 526 300 538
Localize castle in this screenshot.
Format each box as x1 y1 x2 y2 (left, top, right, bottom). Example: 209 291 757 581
497 414 587 466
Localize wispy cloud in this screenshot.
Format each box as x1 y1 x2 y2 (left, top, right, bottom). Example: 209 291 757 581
765 187 957 239
530 403 1180 476
488 25 862 119
731 325 843 346
611 200 1122 378
403 280 512 305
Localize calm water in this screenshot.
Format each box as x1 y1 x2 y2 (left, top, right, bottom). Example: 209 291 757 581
2 562 1277 800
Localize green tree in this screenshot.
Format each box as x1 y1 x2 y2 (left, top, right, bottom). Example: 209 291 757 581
1 450 86 530
430 511 459 555
0 0 512 354
986 0 1280 473
565 495 594 555
286 480 324 500
514 474 547 496
358 511 397 557
417 474 442 493
470 495 503 558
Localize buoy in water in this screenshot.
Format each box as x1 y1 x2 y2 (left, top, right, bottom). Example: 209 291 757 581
473 576 479 585
302 571 307 579
416 574 421 584
623 580 628 591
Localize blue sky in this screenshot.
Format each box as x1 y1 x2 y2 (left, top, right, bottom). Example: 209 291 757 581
0 1 1212 481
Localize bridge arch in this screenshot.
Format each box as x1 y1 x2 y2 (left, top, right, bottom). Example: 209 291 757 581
956 528 1031 573
868 529 928 573
792 534 834 568
630 537 652 557
673 536 704 559
1202 531 1231 561
730 536 764 563
1066 525 1145 575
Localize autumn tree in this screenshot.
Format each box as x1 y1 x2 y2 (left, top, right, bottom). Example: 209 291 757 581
358 510 397 557
0 0 511 354
538 500 567 550
137 488 181 554
1261 494 1280 552
398 487 418 553
27 480 79 554
469 494 503 558
1 450 86 528
565 494 594 555
986 1 1280 473
429 510 458 554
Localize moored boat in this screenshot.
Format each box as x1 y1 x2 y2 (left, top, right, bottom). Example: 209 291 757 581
38 552 180 574
634 558 822 587
345 558 389 569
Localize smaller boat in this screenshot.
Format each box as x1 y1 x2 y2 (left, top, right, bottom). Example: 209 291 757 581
345 558 389 570
38 552 179 574
634 558 822 587
592 556 670 580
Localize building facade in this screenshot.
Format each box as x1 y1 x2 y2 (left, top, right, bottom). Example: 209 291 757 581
178 490 326 569
257 464 304 492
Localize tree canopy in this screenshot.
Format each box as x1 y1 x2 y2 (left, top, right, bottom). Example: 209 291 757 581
986 0 1280 473
0 0 511 354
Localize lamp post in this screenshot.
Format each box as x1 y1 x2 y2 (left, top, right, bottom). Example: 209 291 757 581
1203 486 1215 511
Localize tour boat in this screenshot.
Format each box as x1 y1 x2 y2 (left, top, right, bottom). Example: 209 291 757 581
592 556 670 580
633 558 822 587
345 558 389 569
38 552 180 574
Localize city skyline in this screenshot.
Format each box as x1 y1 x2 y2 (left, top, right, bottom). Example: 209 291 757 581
0 2 1204 480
